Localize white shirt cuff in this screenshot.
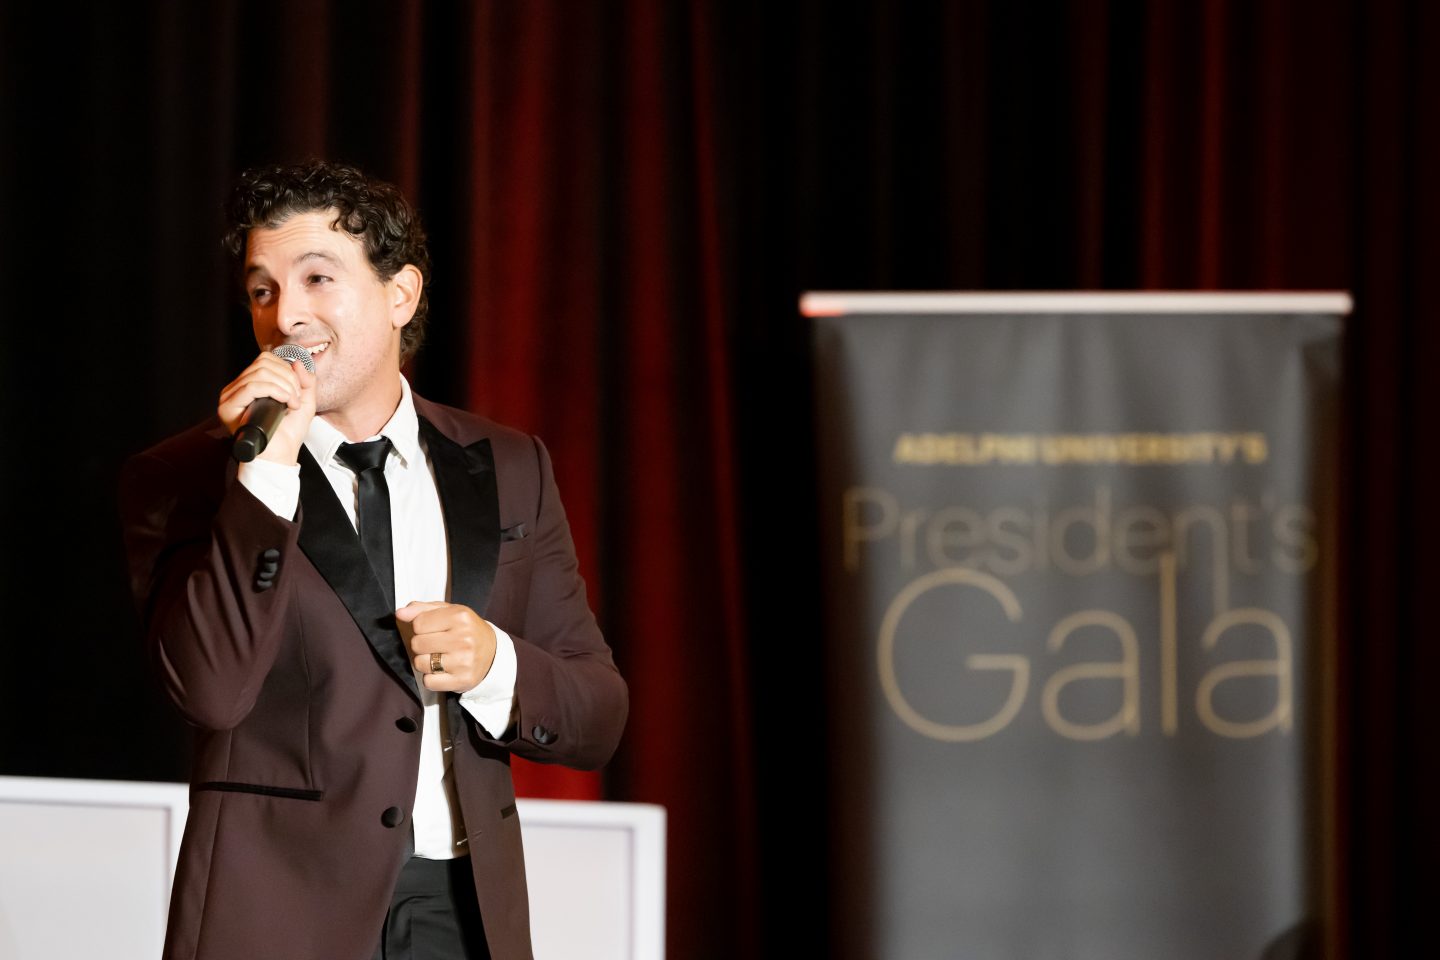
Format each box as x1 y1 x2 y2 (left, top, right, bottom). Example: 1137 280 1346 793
236 458 301 520
459 624 518 738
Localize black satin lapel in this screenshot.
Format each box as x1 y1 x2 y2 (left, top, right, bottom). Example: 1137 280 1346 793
418 417 501 620
296 447 421 703
418 418 503 746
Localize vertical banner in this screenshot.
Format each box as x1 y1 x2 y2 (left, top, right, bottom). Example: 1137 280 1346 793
809 293 1346 960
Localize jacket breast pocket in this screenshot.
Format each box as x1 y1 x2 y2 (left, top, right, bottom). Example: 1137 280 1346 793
498 522 532 567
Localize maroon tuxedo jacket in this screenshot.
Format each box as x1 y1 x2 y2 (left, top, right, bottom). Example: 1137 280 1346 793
119 394 628 960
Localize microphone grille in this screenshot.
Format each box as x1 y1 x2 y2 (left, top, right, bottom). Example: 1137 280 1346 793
272 344 316 373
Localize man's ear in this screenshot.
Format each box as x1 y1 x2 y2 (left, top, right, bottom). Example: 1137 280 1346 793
390 264 423 328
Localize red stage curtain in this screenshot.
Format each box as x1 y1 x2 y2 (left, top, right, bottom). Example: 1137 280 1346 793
447 3 759 954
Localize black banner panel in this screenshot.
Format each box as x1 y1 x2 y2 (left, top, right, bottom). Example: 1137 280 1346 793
810 293 1347 960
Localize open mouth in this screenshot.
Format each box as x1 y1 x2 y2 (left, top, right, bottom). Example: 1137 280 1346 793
292 341 331 365
271 341 331 373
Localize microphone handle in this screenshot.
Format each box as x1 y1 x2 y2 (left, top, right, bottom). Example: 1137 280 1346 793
232 397 288 463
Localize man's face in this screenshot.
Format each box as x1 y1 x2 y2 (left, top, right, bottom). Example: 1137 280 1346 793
243 209 409 418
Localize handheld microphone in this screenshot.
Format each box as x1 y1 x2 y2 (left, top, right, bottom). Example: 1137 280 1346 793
231 344 316 463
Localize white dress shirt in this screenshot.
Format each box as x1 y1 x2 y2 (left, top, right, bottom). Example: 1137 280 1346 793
237 375 517 858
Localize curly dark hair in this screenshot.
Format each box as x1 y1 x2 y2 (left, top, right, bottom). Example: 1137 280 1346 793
223 159 431 364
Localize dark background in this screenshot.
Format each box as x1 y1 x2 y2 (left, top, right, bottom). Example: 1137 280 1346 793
1 1 1434 956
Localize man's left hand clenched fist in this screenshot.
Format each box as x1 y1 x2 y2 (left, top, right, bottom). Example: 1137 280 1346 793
397 601 498 693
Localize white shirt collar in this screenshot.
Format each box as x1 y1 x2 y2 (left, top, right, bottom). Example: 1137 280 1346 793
304 375 423 470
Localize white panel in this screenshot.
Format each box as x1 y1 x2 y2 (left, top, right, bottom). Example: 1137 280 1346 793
0 779 666 960
524 825 634 960
519 799 667 960
0 801 172 960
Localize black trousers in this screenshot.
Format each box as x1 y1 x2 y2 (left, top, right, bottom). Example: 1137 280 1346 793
371 853 491 960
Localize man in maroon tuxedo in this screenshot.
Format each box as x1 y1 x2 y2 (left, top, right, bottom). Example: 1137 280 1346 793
120 160 627 960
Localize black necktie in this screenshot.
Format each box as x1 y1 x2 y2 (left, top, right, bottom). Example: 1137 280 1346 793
336 438 396 610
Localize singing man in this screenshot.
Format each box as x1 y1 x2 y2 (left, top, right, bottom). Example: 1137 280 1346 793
120 159 627 960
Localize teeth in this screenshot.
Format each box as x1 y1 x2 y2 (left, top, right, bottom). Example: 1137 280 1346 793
305 342 329 355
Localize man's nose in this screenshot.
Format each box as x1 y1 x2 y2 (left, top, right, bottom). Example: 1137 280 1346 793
273 289 308 335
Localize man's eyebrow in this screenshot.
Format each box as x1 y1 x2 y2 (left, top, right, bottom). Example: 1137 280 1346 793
244 250 343 279
294 250 343 268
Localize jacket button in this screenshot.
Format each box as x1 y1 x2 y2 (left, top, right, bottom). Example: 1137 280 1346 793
255 550 281 591
381 807 404 828
532 725 557 745
395 717 418 733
